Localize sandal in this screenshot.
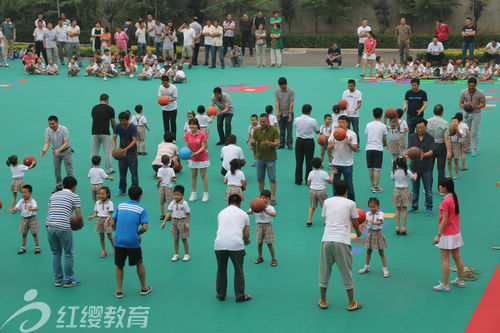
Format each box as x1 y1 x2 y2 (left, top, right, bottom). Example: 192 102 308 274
99 251 107 258
395 228 401 235
115 291 124 298
347 300 362 311
318 300 328 309
306 222 312 227
160 215 165 221
402 229 407 235
254 257 264 264
235 295 252 303
140 286 152 295
34 248 41 254
17 248 26 254
271 259 278 267
461 167 468 171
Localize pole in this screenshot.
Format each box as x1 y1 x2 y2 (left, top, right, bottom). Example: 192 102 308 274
57 0 60 18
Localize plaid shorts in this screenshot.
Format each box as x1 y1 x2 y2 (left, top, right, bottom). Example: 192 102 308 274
159 186 174 205
91 184 102 203
95 216 113 234
310 189 328 209
451 142 461 159
256 223 275 244
170 218 190 239
19 216 41 235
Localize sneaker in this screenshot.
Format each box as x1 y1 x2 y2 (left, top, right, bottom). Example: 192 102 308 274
202 192 209 202
63 280 81 288
328 65 333 69
129 74 134 78
140 286 152 295
358 267 370 274
54 282 63 287
5 63 8 67
432 282 450 292
425 209 432 216
288 145 293 150
450 278 465 288
370 185 376 193
407 207 419 213
355 64 360 68
471 152 477 157
338 66 342 69
114 190 126 197
277 145 284 149
251 162 256 167
189 192 197 201
171 254 180 262
383 269 390 278
183 254 190 262
104 77 107 81
373 186 383 193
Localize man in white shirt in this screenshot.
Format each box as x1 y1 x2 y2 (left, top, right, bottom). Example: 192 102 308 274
483 38 500 64
426 36 444 64
178 21 196 69
146 14 156 47
190 16 202 65
342 79 362 144
294 104 319 185
55 18 68 65
202 19 213 66
356 18 371 68
220 135 246 175
364 108 387 193
67 19 82 67
214 194 251 303
223 14 235 56
33 20 47 63
158 76 178 139
210 19 224 68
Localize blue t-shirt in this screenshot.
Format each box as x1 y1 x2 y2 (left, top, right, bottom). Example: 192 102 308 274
114 123 137 154
328 47 341 56
112 200 148 248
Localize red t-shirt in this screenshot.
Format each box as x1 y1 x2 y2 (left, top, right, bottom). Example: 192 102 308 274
124 55 136 67
364 39 377 54
184 130 208 162
435 24 450 42
438 194 460 235
23 54 36 67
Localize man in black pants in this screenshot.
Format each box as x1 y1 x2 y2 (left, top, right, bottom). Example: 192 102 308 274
294 104 319 185
240 13 253 56
157 76 178 139
403 78 428 134
190 16 202 65
426 104 451 194
211 87 235 145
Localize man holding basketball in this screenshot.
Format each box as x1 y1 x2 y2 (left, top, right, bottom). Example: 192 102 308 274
158 76 178 139
211 87 234 145
459 77 485 157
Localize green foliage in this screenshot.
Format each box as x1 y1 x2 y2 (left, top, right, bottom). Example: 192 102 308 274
467 0 490 25
373 0 391 34
301 0 328 34
201 0 275 19
280 0 297 32
412 0 460 24
416 49 485 62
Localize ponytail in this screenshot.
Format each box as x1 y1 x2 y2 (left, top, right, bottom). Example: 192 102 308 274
6 155 18 167
452 192 459 215
439 177 459 214
229 159 240 175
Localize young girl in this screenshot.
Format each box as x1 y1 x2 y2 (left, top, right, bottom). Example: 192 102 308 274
124 50 137 78
386 118 401 161
398 61 410 79
87 186 115 258
183 110 196 134
68 56 80 76
224 159 246 201
374 56 386 78
422 61 434 79
332 104 342 128
455 112 470 170
433 178 465 292
391 157 417 235
246 114 259 167
131 105 150 155
196 105 213 137
358 197 389 278
384 58 399 79
7 155 35 209
397 108 408 156
35 57 45 74
448 117 461 179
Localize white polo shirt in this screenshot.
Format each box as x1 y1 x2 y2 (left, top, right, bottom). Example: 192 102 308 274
427 41 444 53
203 25 213 45
328 128 357 166
94 200 114 218
342 89 362 117
88 167 108 185
15 198 37 218
168 200 190 219
157 167 175 188
33 27 46 41
294 114 318 139
67 25 80 43
214 205 249 251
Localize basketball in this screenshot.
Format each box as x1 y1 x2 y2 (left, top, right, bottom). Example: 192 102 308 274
174 160 182 173
158 96 169 106
0 200 2 209
357 208 366 224
449 124 458 136
333 128 347 141
179 147 192 160
250 198 267 213
70 216 84 231
456 59 462 65
385 107 398 119
317 134 327 145
23 155 36 167
464 103 474 113
338 99 348 110
112 148 126 160
407 146 422 160
207 106 218 116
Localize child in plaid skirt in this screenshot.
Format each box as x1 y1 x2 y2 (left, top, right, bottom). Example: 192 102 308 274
224 159 246 201
87 186 115 258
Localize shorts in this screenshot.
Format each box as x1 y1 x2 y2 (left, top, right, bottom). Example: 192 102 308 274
159 186 174 205
182 46 193 58
363 53 376 60
256 223 275 244
115 246 143 267
10 178 26 193
224 185 245 201
103 63 111 73
19 216 41 235
255 159 277 183
170 218 190 239
366 150 383 170
460 138 469 153
94 216 113 233
357 43 365 57
451 142 461 159
91 184 102 203
137 126 146 141
310 189 328 209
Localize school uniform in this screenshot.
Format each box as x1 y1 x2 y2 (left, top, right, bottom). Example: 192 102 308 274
131 114 148 141
224 169 246 200
94 199 114 234
16 198 41 235
168 200 190 239
364 210 387 250
157 167 175 206
391 169 414 207
196 114 211 137
307 169 330 209
88 167 109 202
10 165 28 193
254 205 276 244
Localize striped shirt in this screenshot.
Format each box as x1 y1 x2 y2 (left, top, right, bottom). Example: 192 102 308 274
112 201 148 248
46 189 81 230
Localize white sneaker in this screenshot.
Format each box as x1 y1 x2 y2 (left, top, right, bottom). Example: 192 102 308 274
183 254 190 262
104 76 107 81
171 254 179 262
202 192 209 202
189 192 197 201
383 269 390 278
358 267 370 274
129 74 134 78
355 64 360 68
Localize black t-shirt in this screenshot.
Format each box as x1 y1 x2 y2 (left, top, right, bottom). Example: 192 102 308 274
405 89 427 118
240 20 252 34
92 104 115 135
462 25 476 43
114 123 137 154
253 17 266 29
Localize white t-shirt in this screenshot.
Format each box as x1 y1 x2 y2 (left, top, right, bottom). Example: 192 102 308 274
157 167 175 188
181 27 196 47
248 125 258 137
387 64 398 74
321 196 358 245
224 169 246 186
168 200 190 219
319 124 333 137
55 25 67 42
357 25 372 44
158 84 178 111
446 63 454 74
15 198 37 218
214 205 250 251
424 66 433 75
332 113 341 128
391 169 414 188
366 210 384 231
268 114 277 126
88 167 108 185
365 120 387 151
47 64 59 71
387 126 400 141
135 28 146 44
482 68 493 76
399 119 408 133
203 25 213 45
307 169 330 190
254 205 275 223
342 89 362 117
175 70 186 79
35 62 45 70
94 200 114 218
458 122 469 138
67 25 80 43
400 66 410 75
68 62 79 69
11 165 29 179
221 144 245 171
131 114 147 126
375 63 385 72
328 129 357 166
196 114 211 127
141 67 153 77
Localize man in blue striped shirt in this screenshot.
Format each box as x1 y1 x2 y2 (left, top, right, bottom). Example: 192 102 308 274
46 176 82 288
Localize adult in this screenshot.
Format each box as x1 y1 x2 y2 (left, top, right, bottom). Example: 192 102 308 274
35 13 45 27
142 49 156 65
210 19 224 68
223 14 235 56
318 180 362 311
55 18 68 65
184 118 210 202
112 111 138 197
158 76 178 138
91 94 116 174
33 20 47 64
41 116 74 192
395 17 411 64
178 21 196 69
461 17 476 65
111 185 152 298
360 31 376 77
294 104 319 185
356 18 371 68
270 23 282 67
123 19 133 51
152 132 179 173
325 42 342 68
255 23 267 67
221 134 245 176
91 20 102 58
44 23 58 64
67 19 82 67
60 13 71 27
252 10 266 31
251 114 279 205
46 176 82 288
114 26 128 55
327 116 358 201
146 15 156 47
459 77 485 156
342 79 362 144
240 13 253 56
211 87 235 145
166 20 177 61
202 19 213 66
162 25 176 61
483 39 500 64
214 194 251 303
135 21 147 59
435 19 450 49
275 77 295 149
153 19 165 58
403 78 428 134
426 36 444 64
190 16 202 65
408 119 436 216
270 11 283 52
1 16 16 61
101 27 111 55
426 104 451 193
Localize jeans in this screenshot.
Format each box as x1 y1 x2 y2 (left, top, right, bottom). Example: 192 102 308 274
47 225 74 284
295 138 315 184
162 110 177 139
91 134 113 173
215 250 245 299
255 44 266 66
118 153 139 192
464 112 481 153
53 149 74 189
255 160 277 183
348 117 359 145
223 36 234 56
68 42 82 65
407 116 423 135
398 43 410 63
332 164 355 201
211 45 224 67
217 113 233 143
241 33 253 56
46 48 57 63
270 49 281 65
204 44 212 65
278 115 293 147
231 56 243 66
35 41 47 64
155 42 163 58
193 42 200 65
461 41 474 64
442 40 449 49
412 170 433 210
57 41 68 64
325 56 342 66
137 42 147 60
435 143 447 189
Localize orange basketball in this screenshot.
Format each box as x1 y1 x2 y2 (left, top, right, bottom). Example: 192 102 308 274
158 96 169 106
407 147 422 160
174 160 182 173
317 134 327 145
357 208 366 223
385 107 398 119
456 59 462 65
207 106 218 116
23 156 37 167
333 128 347 141
250 198 267 213
337 99 348 110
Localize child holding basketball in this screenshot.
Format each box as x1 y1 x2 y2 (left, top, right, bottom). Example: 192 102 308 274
161 185 191 262
87 186 115 258
224 159 246 201
196 105 213 137
88 155 114 203
157 155 177 220
319 114 333 165
455 112 470 171
265 105 278 128
391 157 417 235
397 108 408 156
7 155 35 209
306 158 335 227
131 105 150 155
246 114 259 167
183 111 195 133
448 117 461 179
68 56 80 76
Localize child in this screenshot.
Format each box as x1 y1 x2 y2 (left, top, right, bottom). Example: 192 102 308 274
385 58 399 79
451 62 462 80
0 29 8 67
365 107 387 193
439 62 449 80
493 61 500 77
184 110 195 133
397 108 408 156
358 197 389 277
46 58 59 75
448 117 461 179
196 105 213 137
266 105 278 127
422 61 434 79
246 114 259 167
161 185 191 262
332 104 342 128
480 62 493 80
35 57 45 74
391 157 416 235
446 59 454 77
68 56 80 76
139 62 153 80
409 62 421 78
167 62 177 80
7 155 35 209
88 155 114 203
306 158 335 226
398 61 410 79
94 59 103 77
387 118 401 161
173 64 186 83
455 112 470 171
23 49 36 74
472 59 480 77
461 62 475 80
110 59 121 78
101 49 112 80
85 59 96 76
87 186 115 258
157 155 177 220
375 56 386 78
124 50 137 77
224 159 247 201
221 135 246 175
8 184 41 254
407 56 414 68
151 59 161 77
247 190 277 266
131 105 150 154
319 114 334 165
230 44 243 67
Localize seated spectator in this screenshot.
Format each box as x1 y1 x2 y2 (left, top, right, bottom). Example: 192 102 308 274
230 44 243 67
325 42 342 69
426 36 444 64
483 39 500 65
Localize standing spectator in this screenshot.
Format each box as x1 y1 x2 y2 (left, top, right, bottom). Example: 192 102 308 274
240 13 253 56
403 78 428 134
33 20 47 64
114 26 128 55
55 18 68 65
318 180 362 311
356 18 371 68
101 27 111 55
178 21 196 69
360 31 376 77
40 116 74 192
427 104 451 193
35 13 45 27
44 23 58 64
255 23 267 67
408 119 435 216
0 27 5 67
294 104 319 185
158 76 178 138
67 19 82 67
342 80 362 145
1 16 16 61
146 15 156 47
426 37 444 64
435 19 450 49
270 11 283 52
166 20 177 61
270 24 282 67
250 114 279 206
162 25 176 61
211 87 235 145
190 16 202 65
483 39 500 64
214 194 251 303
325 42 342 68
184 118 210 202
123 19 132 51
153 19 165 58
395 17 411 64
202 19 213 66
459 78 485 156
275 77 295 149
91 94 116 174
223 14 235 56
46 176 82 288
252 10 266 31
60 13 71 27
113 111 138 197
461 17 476 65
210 19 224 69
91 20 102 58
135 21 147 60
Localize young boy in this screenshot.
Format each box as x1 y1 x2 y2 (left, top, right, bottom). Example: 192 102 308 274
130 105 150 154
246 114 259 167
422 61 433 79
88 155 114 203
139 62 153 80
46 58 59 75
398 61 410 79
448 117 461 179
230 44 243 67
85 59 96 76
385 58 399 79
265 105 278 127
157 155 176 220
68 56 80 76
461 62 475 80
173 64 186 83
102 49 112 80
472 59 481 77
439 62 449 80
319 114 333 166
365 107 387 193
306 158 335 226
481 62 493 80
161 185 191 262
247 190 277 266
8 184 41 254
455 112 471 171
451 62 462 80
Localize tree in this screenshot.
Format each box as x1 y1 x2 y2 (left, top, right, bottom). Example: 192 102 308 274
396 0 416 25
280 0 296 32
411 0 460 24
301 0 328 34
373 0 391 33
202 0 275 19
467 0 490 26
